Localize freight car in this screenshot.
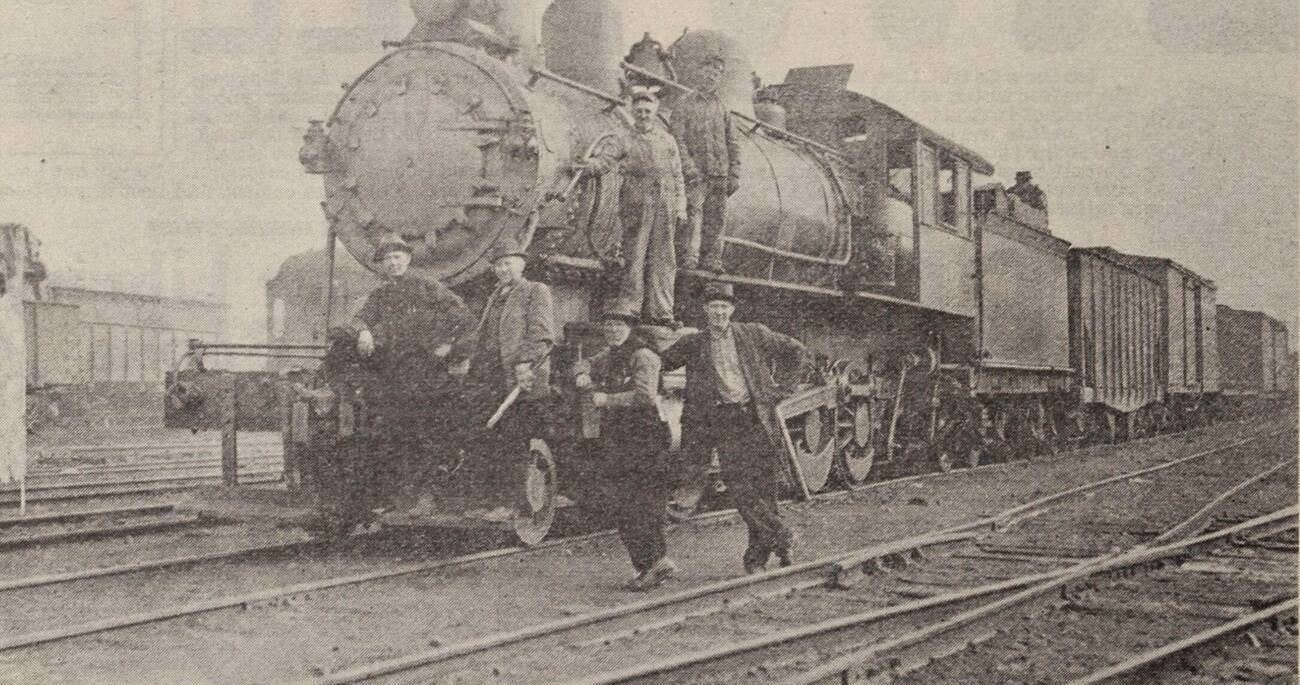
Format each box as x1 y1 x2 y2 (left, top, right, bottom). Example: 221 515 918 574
1097 249 1220 428
1216 304 1292 409
166 1 1293 544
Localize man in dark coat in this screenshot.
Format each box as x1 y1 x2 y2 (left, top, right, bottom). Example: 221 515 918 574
660 282 810 573
455 238 558 521
573 304 676 590
351 233 474 508
669 55 740 273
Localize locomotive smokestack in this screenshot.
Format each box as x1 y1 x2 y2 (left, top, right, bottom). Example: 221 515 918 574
407 0 545 69
542 0 626 93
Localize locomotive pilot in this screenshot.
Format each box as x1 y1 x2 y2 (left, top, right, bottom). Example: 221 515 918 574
454 238 557 516
351 233 475 511
669 54 740 273
660 282 810 574
588 86 688 327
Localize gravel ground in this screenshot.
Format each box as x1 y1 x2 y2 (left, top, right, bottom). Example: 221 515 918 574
0 416 1292 684
886 434 1298 685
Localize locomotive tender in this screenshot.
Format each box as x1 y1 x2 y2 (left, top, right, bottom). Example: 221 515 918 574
166 0 1291 544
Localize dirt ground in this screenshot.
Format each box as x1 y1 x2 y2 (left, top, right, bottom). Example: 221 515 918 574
0 416 1293 684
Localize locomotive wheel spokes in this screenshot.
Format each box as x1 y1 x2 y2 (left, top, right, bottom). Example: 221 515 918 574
791 408 835 493
511 438 557 546
834 401 877 485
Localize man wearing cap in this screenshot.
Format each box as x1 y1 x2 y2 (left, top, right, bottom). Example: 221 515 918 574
660 282 810 574
588 86 687 327
351 233 475 509
573 304 676 590
458 238 557 449
669 54 740 273
1007 171 1047 211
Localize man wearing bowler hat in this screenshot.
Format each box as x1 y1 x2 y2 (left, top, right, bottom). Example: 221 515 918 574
457 238 558 444
574 304 676 590
351 232 475 510
660 282 810 573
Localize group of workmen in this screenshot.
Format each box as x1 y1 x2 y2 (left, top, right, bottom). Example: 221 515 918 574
346 54 812 592
587 53 739 326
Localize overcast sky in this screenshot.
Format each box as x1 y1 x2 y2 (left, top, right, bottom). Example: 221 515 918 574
1 0 1296 343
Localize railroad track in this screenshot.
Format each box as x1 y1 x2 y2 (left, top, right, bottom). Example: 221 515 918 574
0 470 284 507
0 421 1290 685
303 434 1295 685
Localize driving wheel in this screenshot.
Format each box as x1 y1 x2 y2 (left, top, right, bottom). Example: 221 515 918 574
835 400 877 485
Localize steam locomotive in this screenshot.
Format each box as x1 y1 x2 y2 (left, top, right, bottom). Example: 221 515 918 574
166 0 1293 544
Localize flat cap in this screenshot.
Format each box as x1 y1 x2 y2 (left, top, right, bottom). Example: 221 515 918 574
702 281 735 304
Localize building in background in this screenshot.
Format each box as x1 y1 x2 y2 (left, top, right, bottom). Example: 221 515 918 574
29 279 227 387
265 247 379 372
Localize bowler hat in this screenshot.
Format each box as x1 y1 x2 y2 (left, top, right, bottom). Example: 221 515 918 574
372 233 413 263
702 281 735 304
489 237 528 263
598 304 640 326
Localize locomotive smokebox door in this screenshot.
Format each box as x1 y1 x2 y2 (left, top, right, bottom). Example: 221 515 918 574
321 42 558 287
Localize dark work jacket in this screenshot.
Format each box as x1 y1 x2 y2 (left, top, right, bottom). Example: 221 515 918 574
351 274 473 398
668 91 740 180
659 322 809 454
575 335 669 473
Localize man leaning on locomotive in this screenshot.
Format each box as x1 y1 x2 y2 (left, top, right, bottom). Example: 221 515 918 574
348 233 475 518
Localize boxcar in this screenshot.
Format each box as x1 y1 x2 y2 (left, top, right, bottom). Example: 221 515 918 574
1099 250 1219 424
1067 248 1163 438
1217 305 1291 398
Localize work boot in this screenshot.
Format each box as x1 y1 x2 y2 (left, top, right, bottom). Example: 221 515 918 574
628 557 678 591
742 548 769 575
776 534 797 568
406 493 438 519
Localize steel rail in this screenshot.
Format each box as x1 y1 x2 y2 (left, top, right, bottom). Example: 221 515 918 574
827 429 1282 583
1150 456 1297 545
0 528 621 653
300 533 981 685
573 508 1299 685
1062 597 1298 685
3 470 283 494
22 462 283 488
298 427 1283 684
0 447 1018 597
0 515 221 552
28 451 281 476
0 472 283 507
0 423 1281 667
0 538 318 594
781 507 1298 685
20 461 284 487
0 504 177 530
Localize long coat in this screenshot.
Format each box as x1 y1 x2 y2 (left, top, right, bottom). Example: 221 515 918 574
457 277 557 399
659 321 809 454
